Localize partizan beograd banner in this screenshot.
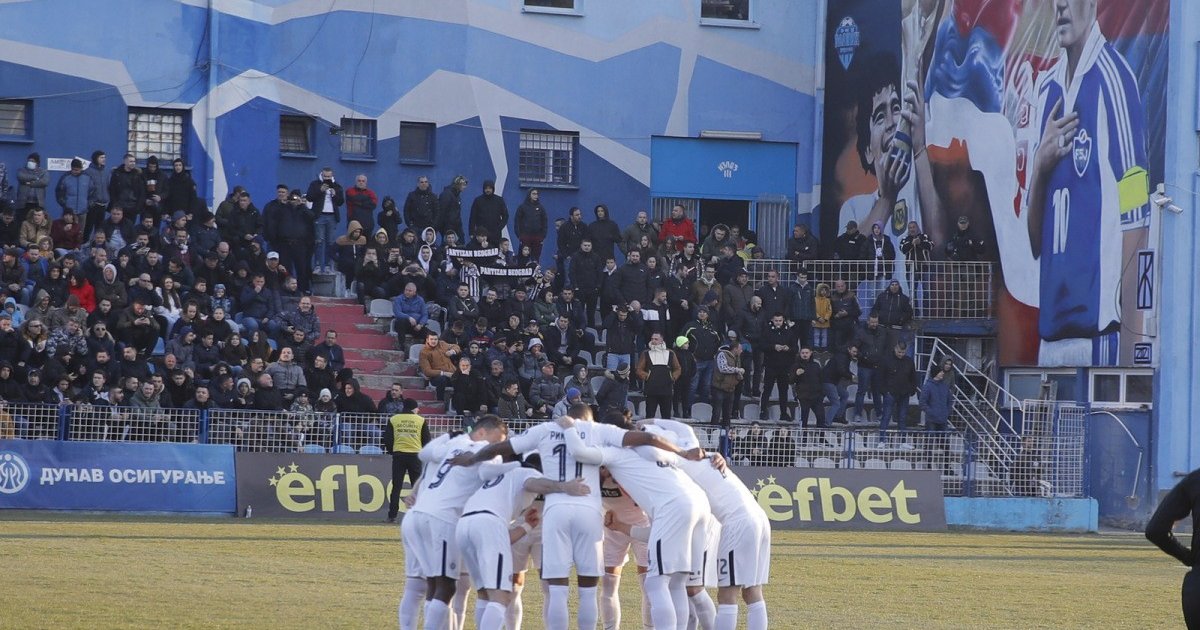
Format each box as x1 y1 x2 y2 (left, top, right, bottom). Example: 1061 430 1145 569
736 466 946 531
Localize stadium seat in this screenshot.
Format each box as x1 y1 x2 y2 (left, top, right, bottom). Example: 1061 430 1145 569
333 444 355 454
890 459 913 470
426 320 442 336
368 299 393 319
359 445 384 455
765 405 781 421
590 376 606 394
741 403 761 420
692 403 713 422
863 458 887 470
408 344 423 363
813 457 836 469
794 456 810 468
301 444 325 454
577 350 594 367
698 428 717 449
595 351 606 369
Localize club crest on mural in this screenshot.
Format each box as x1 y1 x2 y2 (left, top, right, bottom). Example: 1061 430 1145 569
1072 129 1092 178
834 16 860 70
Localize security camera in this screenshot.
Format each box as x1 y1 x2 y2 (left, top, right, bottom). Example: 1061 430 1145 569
1166 202 1183 214
1151 190 1182 214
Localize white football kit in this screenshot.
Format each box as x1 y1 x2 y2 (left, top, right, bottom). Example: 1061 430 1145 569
402 433 495 579
507 420 628 579
456 462 544 592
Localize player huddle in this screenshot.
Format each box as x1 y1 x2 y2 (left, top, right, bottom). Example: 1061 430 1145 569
398 404 772 630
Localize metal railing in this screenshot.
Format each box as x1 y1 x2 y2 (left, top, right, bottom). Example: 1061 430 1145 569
743 259 993 320
0 404 1085 498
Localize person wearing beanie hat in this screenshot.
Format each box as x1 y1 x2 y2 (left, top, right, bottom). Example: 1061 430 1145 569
681 304 720 410
17 152 47 213
553 386 583 418
834 219 869 261
383 392 429 523
596 360 631 417
672 334 698 418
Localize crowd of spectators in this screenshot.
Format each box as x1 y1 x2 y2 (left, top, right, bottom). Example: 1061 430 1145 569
0 150 979 446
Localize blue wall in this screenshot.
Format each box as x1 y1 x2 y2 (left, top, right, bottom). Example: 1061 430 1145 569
0 0 821 262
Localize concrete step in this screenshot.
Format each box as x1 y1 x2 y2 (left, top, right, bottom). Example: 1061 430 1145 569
335 332 397 351
311 296 359 305
404 389 436 401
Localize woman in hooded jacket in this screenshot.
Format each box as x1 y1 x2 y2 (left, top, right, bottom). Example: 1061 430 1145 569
514 188 548 261
376 196 401 242
94 264 127 310
354 248 386 304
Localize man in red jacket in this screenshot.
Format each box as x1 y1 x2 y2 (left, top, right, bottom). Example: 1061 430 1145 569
659 204 696 252
344 174 378 235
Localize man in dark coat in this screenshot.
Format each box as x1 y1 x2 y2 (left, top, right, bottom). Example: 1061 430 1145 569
879 341 919 443
436 175 467 239
468 180 509 245
403 175 438 234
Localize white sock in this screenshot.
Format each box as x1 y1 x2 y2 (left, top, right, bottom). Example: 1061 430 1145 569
547 585 570 630
479 601 507 630
644 574 677 630
423 599 449 630
542 580 551 622
398 577 427 630
690 591 716 630
715 604 738 630
687 600 699 630
668 574 689 630
746 600 767 630
601 573 621 629
640 574 654 630
507 581 525 630
578 585 599 630
450 577 471 630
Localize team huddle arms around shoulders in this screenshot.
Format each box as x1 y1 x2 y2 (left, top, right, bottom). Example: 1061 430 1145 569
399 405 772 630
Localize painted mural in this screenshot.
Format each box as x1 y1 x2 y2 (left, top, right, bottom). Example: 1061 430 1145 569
820 0 1169 367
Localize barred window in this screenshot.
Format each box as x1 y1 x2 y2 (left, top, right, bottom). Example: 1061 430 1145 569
399 121 435 164
519 130 577 186
340 117 376 159
280 115 313 155
0 100 31 139
127 109 185 162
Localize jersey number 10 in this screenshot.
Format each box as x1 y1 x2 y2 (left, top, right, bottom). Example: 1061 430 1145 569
1052 188 1070 255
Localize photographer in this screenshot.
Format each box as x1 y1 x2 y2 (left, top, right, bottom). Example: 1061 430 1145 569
305 167 344 273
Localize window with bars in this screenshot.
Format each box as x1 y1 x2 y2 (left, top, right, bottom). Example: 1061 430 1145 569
339 117 376 159
525 0 575 8
127 109 186 162
519 130 577 186
399 122 435 164
0 100 31 140
279 115 314 155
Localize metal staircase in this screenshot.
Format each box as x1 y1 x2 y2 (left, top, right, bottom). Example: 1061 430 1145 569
915 336 1024 495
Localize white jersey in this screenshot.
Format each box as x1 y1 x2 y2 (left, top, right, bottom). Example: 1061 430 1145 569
461 462 543 524
508 419 627 514
565 426 707 521
409 433 494 522
648 420 760 524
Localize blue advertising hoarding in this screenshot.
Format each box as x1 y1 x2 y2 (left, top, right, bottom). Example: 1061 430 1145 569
0 440 237 513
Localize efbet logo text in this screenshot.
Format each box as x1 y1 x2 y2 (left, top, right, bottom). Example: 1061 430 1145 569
751 475 921 525
269 462 410 513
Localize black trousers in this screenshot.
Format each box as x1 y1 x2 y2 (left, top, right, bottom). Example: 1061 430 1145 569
644 393 672 420
388 452 423 519
1184 570 1200 629
796 396 823 427
760 370 791 420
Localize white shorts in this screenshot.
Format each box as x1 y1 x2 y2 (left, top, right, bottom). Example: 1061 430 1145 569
647 498 707 577
688 514 721 588
717 513 772 588
455 512 514 592
540 503 604 579
401 516 423 578
403 511 460 579
603 523 649 569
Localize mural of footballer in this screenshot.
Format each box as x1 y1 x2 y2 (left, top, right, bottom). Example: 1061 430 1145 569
1025 0 1149 366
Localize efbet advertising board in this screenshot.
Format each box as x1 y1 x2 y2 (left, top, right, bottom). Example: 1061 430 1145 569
0 440 236 513
236 452 413 519
740 466 945 531
236 452 945 530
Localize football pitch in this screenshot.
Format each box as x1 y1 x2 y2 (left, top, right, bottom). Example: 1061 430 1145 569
0 514 1182 629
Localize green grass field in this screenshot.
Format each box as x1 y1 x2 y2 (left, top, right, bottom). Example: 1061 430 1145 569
0 514 1184 629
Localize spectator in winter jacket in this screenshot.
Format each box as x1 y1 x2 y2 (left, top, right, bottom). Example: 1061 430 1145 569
529 361 563 417
620 211 659 256
436 175 467 239
829 279 862 351
403 176 438 234
879 342 919 441
919 358 954 431
277 296 321 344
392 282 428 343
468 180 509 246
871 279 913 329
786 224 820 264
682 306 720 406
555 207 588 275
16 152 49 212
418 332 459 401
266 346 307 406
791 347 824 427
164 158 197 215
513 188 549 262
609 250 649 309
759 313 797 421
834 220 869 260
377 196 401 243
822 344 857 427
55 159 97 215
587 204 621 262
866 222 896 278
595 361 630 416
344 174 378 235
659 204 696 252
602 305 642 371
108 154 145 216
496 380 532 420
50 208 84 254
786 269 816 349
852 315 888 422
